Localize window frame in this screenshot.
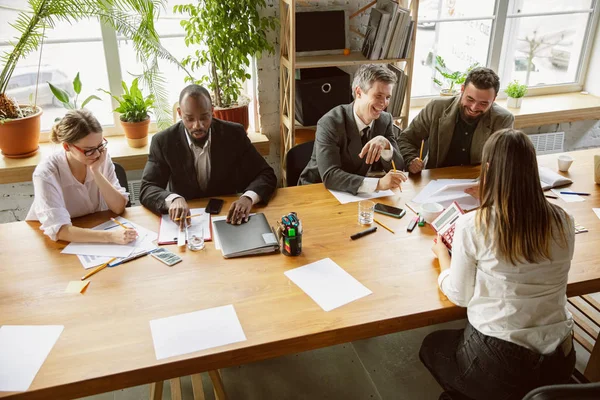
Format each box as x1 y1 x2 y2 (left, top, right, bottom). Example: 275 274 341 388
410 0 600 106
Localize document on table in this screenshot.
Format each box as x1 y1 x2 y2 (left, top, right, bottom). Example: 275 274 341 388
74 217 158 268
328 189 396 204
551 189 585 203
149 305 247 360
284 258 372 312
62 217 153 258
158 208 212 245
0 325 64 392
412 179 479 211
593 208 600 220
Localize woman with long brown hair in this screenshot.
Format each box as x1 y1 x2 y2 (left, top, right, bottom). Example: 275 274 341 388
421 128 575 400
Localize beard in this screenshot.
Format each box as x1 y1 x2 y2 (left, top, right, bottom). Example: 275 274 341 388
187 129 209 148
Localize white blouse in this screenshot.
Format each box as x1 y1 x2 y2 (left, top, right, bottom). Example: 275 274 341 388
26 150 129 241
438 211 575 354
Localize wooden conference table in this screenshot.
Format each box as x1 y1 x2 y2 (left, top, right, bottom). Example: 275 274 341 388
1 149 599 399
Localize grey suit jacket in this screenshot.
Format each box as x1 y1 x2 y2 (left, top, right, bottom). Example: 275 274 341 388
397 96 514 169
298 103 405 195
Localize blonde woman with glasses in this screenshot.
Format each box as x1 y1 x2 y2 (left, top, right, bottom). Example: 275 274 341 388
26 110 136 244
421 128 575 400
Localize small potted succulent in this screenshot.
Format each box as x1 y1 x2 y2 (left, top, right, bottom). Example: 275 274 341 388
100 79 154 148
505 80 528 109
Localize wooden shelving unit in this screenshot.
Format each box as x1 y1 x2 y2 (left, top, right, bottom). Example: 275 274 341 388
279 0 420 184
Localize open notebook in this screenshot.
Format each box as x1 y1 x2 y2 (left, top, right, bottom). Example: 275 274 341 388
539 166 572 190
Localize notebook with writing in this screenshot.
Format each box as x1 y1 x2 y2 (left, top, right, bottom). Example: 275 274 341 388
212 213 279 258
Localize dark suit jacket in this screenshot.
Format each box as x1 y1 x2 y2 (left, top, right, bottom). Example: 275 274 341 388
398 96 514 168
298 103 405 195
140 119 277 214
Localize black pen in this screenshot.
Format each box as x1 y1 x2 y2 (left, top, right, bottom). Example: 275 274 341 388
544 194 558 199
350 226 377 240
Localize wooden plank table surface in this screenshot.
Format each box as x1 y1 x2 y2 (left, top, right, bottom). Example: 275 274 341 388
1 149 599 399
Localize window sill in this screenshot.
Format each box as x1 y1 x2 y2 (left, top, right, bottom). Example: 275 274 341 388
408 92 600 128
0 132 270 184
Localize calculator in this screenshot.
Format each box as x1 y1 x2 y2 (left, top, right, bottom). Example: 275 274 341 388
430 202 465 250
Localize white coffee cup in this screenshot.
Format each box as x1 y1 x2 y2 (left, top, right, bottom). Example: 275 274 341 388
420 202 444 224
557 154 574 172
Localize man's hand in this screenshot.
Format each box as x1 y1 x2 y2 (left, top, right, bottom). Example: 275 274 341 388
358 136 390 164
227 196 253 225
109 228 138 244
169 197 190 229
464 184 480 200
408 158 424 174
376 170 407 191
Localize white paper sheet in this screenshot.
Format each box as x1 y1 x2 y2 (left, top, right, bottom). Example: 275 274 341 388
149 305 247 360
284 258 372 312
73 217 157 267
158 208 211 245
412 179 479 211
551 189 585 203
0 325 64 392
593 208 600 220
328 189 396 204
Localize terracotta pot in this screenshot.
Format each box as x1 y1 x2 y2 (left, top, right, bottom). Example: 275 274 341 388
213 104 249 131
0 106 42 158
120 118 150 148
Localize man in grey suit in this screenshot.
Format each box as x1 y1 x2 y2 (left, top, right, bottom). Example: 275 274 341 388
298 64 406 195
398 67 514 174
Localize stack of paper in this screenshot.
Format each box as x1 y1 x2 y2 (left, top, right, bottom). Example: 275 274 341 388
412 179 480 211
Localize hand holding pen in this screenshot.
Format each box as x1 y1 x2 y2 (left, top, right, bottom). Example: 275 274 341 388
408 140 425 174
109 218 138 244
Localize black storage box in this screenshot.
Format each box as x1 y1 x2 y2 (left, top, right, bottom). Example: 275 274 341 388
295 67 351 126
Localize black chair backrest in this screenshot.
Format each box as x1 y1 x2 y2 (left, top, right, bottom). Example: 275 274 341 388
286 141 314 187
522 382 600 400
113 162 131 207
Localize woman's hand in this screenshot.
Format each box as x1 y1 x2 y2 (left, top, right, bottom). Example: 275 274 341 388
89 150 107 175
110 228 138 244
464 184 480 200
431 235 448 259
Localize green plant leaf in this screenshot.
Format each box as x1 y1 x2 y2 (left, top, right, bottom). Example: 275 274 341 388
73 72 81 95
81 94 101 109
48 82 70 104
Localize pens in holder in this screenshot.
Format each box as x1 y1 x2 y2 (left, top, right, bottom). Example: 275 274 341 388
350 226 377 240
559 191 590 196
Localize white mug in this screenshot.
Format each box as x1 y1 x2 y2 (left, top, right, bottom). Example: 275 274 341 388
557 154 574 172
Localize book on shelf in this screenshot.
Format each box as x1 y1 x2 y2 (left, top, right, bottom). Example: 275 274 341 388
377 0 399 58
385 7 410 59
387 64 408 117
399 20 415 58
370 9 392 60
361 8 383 59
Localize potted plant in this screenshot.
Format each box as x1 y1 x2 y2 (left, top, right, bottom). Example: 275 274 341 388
100 79 154 148
48 72 101 114
0 0 189 158
505 80 528 109
433 56 479 96
174 0 278 130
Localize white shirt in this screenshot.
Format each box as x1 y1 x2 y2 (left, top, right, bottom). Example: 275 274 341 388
165 129 259 207
438 211 575 354
26 150 129 241
353 106 394 194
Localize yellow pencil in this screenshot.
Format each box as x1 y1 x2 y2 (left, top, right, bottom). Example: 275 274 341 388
419 140 424 160
81 257 117 281
391 160 397 172
174 213 202 221
110 217 130 230
374 218 395 234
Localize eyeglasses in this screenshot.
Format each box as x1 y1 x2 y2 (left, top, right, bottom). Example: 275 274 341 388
71 138 108 157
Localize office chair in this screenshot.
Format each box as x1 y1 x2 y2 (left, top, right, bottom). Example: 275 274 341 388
113 162 131 207
522 381 600 400
285 140 314 187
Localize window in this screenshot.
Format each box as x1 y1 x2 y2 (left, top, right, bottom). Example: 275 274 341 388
0 0 258 135
412 0 598 99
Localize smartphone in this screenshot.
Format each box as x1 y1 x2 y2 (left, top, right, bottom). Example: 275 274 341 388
205 198 224 214
151 248 182 267
374 203 406 219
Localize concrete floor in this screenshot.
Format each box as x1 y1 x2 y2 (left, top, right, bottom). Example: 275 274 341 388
81 319 467 400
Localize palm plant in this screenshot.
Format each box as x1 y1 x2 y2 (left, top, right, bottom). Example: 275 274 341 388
0 0 191 128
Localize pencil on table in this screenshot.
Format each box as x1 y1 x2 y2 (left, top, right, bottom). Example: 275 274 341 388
110 218 131 230
81 257 117 281
374 218 395 234
174 213 202 221
419 140 424 160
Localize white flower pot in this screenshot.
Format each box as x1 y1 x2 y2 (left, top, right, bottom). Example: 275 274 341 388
507 97 523 109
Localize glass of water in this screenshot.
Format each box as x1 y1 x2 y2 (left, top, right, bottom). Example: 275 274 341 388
358 200 375 225
186 225 205 251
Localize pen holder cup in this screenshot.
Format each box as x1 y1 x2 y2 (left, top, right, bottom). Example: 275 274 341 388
281 232 302 256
